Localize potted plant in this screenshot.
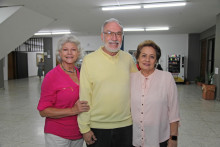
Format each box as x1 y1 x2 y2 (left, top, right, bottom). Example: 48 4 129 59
195 76 204 86
208 72 214 85
185 78 190 85
202 72 216 100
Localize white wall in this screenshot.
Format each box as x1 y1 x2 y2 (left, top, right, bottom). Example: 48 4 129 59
52 34 188 73
28 52 43 77
3 56 8 80
124 34 188 73
3 33 188 80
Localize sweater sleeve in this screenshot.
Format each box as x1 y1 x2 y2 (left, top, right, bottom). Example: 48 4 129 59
78 57 92 133
167 73 180 123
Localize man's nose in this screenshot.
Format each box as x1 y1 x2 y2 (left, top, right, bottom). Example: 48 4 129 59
111 33 117 40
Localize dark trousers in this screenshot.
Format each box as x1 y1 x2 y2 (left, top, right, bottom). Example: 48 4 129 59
160 140 168 147
87 125 133 147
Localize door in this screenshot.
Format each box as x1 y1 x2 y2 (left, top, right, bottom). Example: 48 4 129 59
200 39 207 81
207 38 215 75
15 52 28 79
8 52 16 80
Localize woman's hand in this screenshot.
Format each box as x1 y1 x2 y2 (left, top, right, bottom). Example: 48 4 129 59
72 100 90 114
167 139 177 147
39 100 89 118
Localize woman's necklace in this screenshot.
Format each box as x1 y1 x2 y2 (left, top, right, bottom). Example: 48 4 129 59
61 63 75 73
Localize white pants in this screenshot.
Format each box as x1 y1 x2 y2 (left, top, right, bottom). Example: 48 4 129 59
45 133 84 147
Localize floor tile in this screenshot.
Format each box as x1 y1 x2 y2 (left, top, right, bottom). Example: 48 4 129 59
0 77 220 146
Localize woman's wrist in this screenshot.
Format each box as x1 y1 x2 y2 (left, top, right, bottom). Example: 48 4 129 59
170 135 178 141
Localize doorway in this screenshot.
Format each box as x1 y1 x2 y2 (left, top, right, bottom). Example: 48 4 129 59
200 39 207 81
207 38 215 75
200 38 215 83
8 51 28 79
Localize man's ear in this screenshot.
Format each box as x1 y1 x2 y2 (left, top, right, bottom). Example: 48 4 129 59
101 33 104 42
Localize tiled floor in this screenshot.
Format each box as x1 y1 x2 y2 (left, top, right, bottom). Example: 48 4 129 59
0 77 220 147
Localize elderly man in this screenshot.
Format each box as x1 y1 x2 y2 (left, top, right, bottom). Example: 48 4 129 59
78 18 137 147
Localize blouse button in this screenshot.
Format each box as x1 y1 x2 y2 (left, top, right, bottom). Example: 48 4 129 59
141 112 143 114
142 95 144 97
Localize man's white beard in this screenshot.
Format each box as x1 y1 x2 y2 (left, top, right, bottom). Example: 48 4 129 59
104 40 121 53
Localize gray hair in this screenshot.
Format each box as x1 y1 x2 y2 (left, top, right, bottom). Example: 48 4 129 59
56 34 83 63
101 18 124 33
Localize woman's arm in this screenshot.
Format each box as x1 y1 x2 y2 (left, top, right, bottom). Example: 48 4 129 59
167 72 180 147
39 100 89 118
168 121 179 147
170 121 179 136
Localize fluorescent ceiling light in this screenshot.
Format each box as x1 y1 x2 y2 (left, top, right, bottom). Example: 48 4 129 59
143 2 186 8
34 31 71 36
145 27 169 31
34 32 51 35
124 28 145 31
52 31 71 35
102 5 141 11
124 27 170 32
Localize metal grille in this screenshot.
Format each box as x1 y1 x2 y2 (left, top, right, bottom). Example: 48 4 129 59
15 38 44 52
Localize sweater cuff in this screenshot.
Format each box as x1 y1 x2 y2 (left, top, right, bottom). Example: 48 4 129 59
80 126 91 134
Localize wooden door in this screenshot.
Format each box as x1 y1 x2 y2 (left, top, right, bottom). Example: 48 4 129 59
8 52 16 80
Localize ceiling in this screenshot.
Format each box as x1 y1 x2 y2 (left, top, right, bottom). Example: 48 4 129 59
0 0 220 36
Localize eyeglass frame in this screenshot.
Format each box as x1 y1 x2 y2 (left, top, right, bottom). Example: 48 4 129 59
103 31 124 37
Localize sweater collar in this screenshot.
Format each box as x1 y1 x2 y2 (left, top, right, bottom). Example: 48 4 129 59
99 46 120 59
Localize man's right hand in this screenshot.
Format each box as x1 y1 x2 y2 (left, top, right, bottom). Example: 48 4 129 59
83 130 97 145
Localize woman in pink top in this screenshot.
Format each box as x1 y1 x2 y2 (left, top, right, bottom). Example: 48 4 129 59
131 40 180 147
37 35 90 147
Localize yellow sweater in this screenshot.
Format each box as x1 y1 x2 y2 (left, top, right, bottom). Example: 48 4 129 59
78 47 137 133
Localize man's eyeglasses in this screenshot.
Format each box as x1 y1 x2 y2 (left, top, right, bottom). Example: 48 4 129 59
103 31 123 37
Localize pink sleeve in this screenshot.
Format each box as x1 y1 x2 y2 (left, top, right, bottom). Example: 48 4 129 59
37 74 57 111
167 73 180 123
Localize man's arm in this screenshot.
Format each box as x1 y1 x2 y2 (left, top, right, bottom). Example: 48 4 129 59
78 57 97 145
78 57 92 133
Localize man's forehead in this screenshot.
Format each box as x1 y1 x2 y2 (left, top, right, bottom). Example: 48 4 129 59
104 22 122 31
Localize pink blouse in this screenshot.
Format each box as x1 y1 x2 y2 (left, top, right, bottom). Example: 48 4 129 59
37 65 82 140
131 69 180 147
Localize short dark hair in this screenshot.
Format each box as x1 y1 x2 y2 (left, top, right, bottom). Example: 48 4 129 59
136 40 161 62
